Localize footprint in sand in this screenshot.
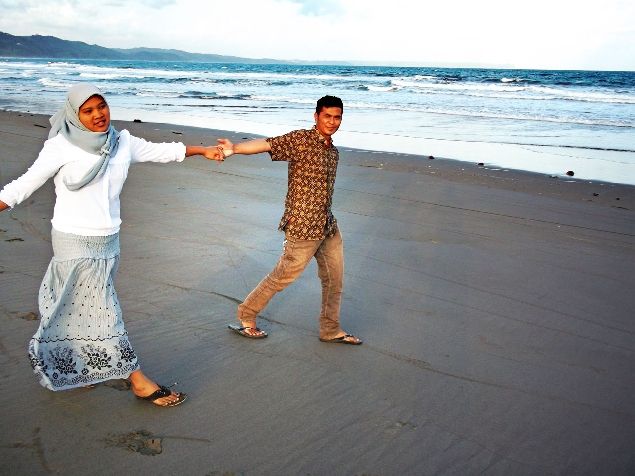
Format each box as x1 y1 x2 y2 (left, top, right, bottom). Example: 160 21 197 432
17 311 39 321
105 430 162 456
103 379 132 391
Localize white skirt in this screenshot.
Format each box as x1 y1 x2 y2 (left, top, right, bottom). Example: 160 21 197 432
28 229 139 391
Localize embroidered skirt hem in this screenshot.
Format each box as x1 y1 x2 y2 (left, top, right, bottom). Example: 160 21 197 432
29 229 140 391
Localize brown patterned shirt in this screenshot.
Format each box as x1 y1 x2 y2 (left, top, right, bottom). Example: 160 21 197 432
266 127 339 240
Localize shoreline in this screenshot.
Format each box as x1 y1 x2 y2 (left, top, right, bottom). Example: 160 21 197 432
3 104 635 187
110 106 635 186
2 109 633 210
121 113 635 209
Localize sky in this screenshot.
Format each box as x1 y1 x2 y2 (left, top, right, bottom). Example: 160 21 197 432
0 0 634 70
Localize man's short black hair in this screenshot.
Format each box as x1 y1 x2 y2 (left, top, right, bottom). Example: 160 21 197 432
316 95 343 114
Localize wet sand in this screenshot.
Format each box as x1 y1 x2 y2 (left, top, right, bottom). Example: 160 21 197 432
1 110 634 475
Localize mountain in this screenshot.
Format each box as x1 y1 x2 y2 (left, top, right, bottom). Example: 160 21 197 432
0 31 286 63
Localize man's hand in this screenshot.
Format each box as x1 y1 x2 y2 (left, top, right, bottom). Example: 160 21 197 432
185 145 224 161
202 146 225 162
216 138 270 157
217 138 234 159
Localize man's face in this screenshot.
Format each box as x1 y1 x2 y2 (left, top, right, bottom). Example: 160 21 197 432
78 95 111 132
314 106 343 138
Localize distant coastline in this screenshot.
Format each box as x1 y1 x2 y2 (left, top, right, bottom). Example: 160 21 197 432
0 31 349 65
5 30 620 71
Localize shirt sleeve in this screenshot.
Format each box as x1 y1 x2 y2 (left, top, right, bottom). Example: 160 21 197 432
128 134 186 164
266 130 302 162
0 138 66 208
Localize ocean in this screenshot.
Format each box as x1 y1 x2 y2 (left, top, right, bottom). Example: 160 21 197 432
0 58 634 184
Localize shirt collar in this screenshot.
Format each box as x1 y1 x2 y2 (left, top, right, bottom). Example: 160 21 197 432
312 126 334 148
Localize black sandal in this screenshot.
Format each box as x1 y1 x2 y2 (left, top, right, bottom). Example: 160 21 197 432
136 385 187 407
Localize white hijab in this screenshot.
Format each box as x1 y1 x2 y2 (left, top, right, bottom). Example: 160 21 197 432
49 84 120 191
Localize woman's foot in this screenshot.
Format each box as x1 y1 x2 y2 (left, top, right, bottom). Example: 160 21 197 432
135 385 187 407
129 370 185 407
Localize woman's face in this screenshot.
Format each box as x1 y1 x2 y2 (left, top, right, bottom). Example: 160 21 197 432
78 95 110 132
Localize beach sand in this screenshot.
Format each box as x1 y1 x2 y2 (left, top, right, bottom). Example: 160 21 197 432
1 110 634 475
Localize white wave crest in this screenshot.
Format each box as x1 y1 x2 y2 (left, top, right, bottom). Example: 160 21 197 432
37 77 70 88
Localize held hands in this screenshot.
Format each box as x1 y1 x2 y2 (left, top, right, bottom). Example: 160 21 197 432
202 145 225 162
217 138 234 159
186 144 225 162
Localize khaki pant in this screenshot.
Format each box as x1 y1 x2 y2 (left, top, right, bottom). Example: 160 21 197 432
237 229 344 340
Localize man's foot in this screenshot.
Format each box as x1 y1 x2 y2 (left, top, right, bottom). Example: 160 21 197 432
319 334 363 345
228 323 268 339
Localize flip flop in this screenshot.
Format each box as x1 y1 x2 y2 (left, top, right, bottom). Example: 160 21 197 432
319 334 363 345
136 385 187 407
228 324 268 339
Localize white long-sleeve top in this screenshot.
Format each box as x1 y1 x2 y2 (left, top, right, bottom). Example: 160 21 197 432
0 130 186 236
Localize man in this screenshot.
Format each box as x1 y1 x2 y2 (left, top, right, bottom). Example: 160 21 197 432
218 95 362 345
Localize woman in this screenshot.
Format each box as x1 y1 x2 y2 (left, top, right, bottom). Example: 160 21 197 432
0 83 223 406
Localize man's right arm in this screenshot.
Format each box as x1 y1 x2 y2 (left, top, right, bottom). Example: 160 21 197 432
217 138 271 158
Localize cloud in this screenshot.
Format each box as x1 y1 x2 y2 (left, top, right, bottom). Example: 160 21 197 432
137 0 177 7
0 0 36 9
101 0 175 6
0 0 633 69
285 0 342 16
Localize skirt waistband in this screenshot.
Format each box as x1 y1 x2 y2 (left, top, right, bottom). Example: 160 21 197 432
51 229 120 260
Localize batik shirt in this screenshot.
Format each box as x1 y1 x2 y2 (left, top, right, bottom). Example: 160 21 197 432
266 127 339 240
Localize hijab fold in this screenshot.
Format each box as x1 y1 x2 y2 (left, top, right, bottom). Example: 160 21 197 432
49 84 119 191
